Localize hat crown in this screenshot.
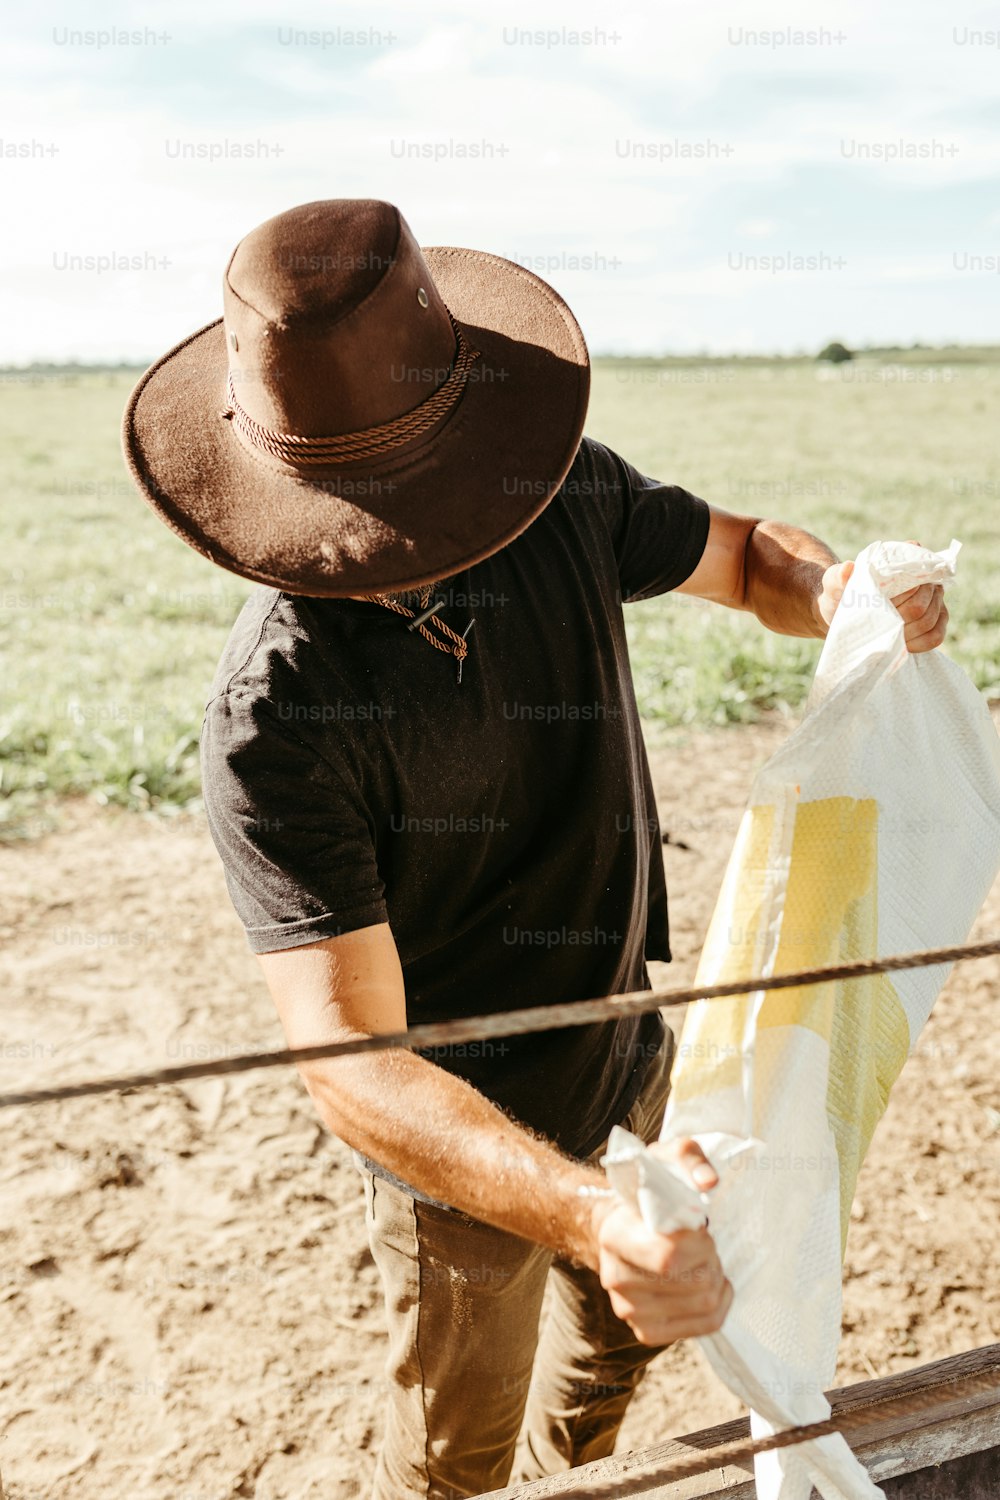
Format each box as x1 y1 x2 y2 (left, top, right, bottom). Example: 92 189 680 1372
222 199 458 441
227 199 400 326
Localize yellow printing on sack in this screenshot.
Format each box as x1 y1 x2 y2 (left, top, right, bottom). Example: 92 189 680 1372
671 797 910 1248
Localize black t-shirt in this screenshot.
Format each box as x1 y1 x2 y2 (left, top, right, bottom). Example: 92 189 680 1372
200 436 709 1170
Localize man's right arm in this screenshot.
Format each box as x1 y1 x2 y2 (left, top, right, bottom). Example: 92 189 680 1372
257 922 733 1346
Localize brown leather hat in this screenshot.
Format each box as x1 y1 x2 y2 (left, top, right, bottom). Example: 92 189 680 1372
122 199 590 597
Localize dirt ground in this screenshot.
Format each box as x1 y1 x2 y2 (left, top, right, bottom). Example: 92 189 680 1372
1 717 998 1500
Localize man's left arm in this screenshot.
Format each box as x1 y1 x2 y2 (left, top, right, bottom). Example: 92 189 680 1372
675 507 949 653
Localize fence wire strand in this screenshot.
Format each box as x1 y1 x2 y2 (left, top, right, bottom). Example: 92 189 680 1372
2 935 998 1110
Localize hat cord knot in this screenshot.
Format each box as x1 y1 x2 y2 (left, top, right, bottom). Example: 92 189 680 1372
363 588 476 684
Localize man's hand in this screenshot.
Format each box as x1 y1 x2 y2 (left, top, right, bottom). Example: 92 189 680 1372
677 510 951 654
816 555 950 653
590 1138 733 1346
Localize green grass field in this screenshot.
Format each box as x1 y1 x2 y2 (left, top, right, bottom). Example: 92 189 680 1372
3 357 999 837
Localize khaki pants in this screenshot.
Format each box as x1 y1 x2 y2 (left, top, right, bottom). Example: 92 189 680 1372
361 1028 675 1499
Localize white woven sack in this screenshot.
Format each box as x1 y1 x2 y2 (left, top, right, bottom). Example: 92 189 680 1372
606 539 1000 1500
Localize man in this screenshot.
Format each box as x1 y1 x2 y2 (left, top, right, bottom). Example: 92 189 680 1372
122 199 947 1500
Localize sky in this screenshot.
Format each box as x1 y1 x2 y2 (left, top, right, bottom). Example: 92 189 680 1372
3 0 1000 361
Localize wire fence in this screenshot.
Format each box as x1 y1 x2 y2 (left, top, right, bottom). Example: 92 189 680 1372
2 934 998 1109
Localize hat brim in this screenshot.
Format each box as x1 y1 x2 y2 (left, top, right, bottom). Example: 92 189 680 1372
121 248 590 597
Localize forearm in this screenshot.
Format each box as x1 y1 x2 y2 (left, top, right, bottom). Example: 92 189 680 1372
742 519 838 639
301 1046 604 1266
260 928 733 1345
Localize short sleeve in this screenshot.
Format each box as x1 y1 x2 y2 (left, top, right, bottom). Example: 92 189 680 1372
200 691 388 953
576 437 710 602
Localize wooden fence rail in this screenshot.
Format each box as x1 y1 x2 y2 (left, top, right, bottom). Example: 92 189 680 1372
482 1343 1000 1500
